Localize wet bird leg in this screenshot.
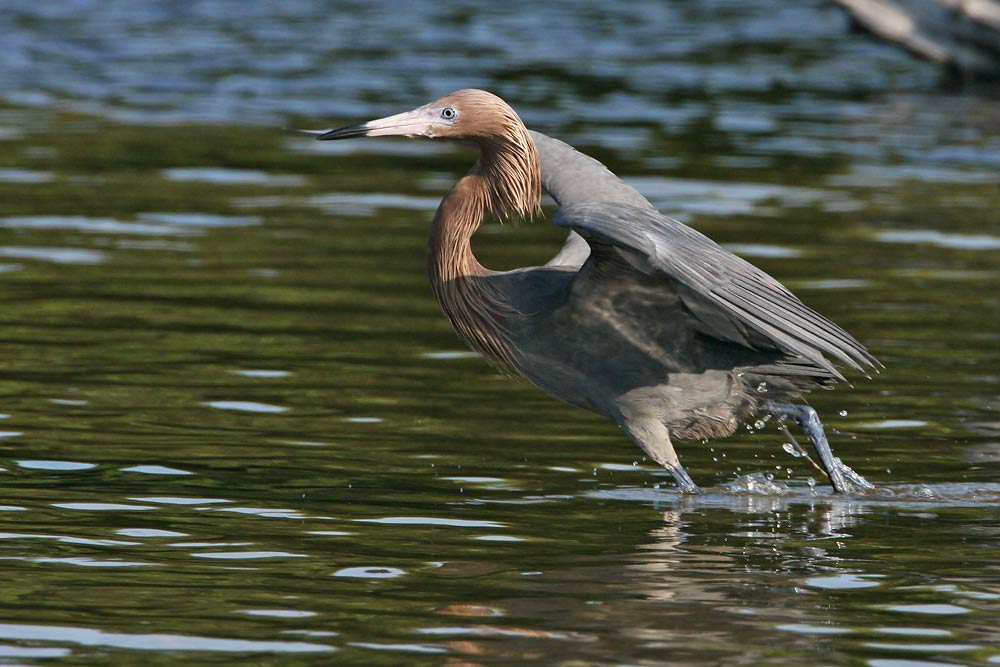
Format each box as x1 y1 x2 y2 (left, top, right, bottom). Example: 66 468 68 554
763 401 874 493
621 418 701 493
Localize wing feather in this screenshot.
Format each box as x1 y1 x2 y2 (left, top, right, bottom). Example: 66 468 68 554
553 202 879 380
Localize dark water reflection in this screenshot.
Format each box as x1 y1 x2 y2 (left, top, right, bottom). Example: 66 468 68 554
1 0 999 665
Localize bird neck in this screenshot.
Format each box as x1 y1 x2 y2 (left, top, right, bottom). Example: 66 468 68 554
427 136 541 371
428 173 490 286
428 134 541 284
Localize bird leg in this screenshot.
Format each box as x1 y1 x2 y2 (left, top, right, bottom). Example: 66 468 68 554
620 418 701 494
762 401 874 493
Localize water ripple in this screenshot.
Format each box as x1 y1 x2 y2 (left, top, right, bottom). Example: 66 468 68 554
873 628 953 637
161 167 305 186
333 566 406 579
116 528 187 538
725 243 803 259
205 506 308 519
473 535 525 542
777 623 852 635
238 610 318 618
0 168 52 183
228 369 292 378
0 215 190 236
16 460 95 471
878 229 1000 250
202 401 288 413
346 641 446 654
885 604 970 616
868 660 959 667
191 551 308 560
0 532 138 547
129 496 231 505
625 176 848 215
137 212 260 229
5 557 155 567
120 465 192 475
805 573 883 590
865 642 979 652
356 517 505 528
306 192 443 216
0 644 70 658
0 246 106 264
0 623 333 653
420 351 481 360
51 502 155 511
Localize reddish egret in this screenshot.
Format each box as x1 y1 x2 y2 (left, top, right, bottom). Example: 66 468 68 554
308 89 879 493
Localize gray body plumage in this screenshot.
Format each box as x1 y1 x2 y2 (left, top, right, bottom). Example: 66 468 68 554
479 132 876 445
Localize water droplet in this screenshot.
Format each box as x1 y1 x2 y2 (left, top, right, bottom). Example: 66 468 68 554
782 443 801 457
838 410 848 417
757 382 768 393
754 420 766 430
806 477 816 488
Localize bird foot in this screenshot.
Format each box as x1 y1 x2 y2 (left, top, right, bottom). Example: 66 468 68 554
667 465 702 494
834 458 876 492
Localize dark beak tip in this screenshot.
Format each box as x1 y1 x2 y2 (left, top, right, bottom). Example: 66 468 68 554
313 124 370 141
294 125 369 141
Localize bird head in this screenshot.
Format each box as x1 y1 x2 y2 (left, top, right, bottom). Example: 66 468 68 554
304 89 541 221
303 89 525 144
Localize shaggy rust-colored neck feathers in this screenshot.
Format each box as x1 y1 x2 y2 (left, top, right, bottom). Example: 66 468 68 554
442 89 541 221
426 90 541 372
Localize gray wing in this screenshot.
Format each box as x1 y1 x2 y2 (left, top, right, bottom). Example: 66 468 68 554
553 201 879 381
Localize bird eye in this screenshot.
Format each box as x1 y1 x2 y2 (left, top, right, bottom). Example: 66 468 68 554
441 106 458 121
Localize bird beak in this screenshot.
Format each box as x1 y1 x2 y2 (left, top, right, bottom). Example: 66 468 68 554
303 106 446 141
